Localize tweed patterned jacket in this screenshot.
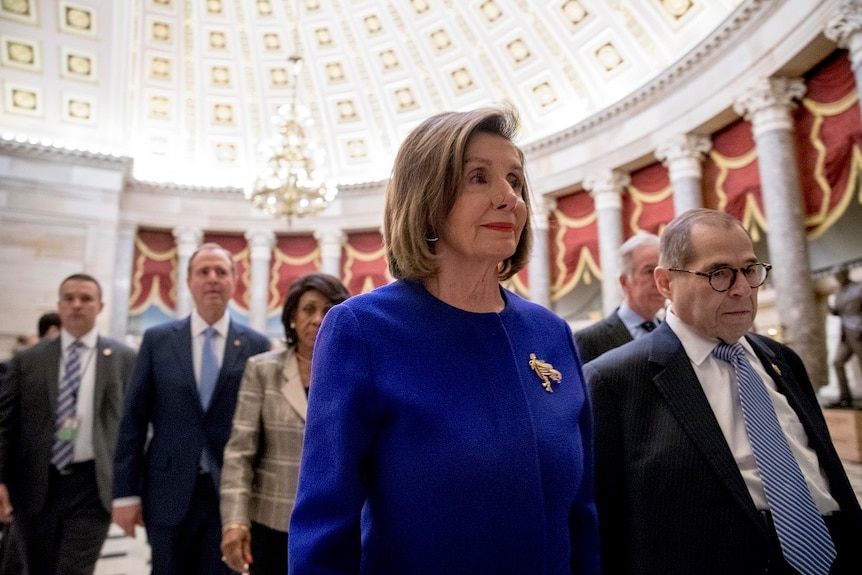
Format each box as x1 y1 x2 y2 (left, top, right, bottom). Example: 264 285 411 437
220 348 307 532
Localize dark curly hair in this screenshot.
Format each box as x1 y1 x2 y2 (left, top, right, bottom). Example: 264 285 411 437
281 273 350 347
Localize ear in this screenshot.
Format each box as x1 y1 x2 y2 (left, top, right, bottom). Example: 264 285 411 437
654 267 673 300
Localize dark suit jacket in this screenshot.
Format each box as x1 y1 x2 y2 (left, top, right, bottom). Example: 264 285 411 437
0 336 137 514
112 317 269 527
584 323 862 575
573 309 632 364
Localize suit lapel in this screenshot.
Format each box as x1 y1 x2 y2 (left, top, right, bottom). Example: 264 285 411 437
209 321 243 408
281 349 308 421
649 327 765 530
44 338 62 412
93 336 109 414
173 319 198 403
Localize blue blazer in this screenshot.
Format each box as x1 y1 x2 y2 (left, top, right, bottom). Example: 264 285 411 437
584 322 862 574
113 317 269 527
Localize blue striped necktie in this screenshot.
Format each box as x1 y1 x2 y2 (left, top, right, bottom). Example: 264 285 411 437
712 342 836 575
52 340 83 470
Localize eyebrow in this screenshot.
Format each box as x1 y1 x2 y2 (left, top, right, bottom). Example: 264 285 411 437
463 156 523 172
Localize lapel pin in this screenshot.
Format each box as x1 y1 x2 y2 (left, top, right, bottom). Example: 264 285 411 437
771 363 782 376
529 353 562 393
234 339 241 347
103 348 112 356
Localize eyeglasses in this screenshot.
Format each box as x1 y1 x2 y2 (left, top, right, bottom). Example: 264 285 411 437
668 262 772 293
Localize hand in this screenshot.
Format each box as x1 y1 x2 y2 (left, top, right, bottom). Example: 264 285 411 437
112 503 144 537
221 526 253 574
0 484 12 523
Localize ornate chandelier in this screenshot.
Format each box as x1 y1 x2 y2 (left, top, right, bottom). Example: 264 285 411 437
247 38 337 225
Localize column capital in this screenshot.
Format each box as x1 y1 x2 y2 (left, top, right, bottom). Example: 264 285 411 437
583 169 629 211
313 227 346 248
655 133 712 165
530 195 557 231
656 133 712 181
244 229 276 251
171 226 202 254
826 1 862 70
733 77 806 137
825 0 862 48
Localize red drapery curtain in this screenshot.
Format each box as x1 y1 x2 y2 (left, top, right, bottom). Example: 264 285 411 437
342 231 388 295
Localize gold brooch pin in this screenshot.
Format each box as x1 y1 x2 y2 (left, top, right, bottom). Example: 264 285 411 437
772 363 782 376
529 353 562 392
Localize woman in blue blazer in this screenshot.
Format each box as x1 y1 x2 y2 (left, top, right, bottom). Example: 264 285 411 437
288 106 600 574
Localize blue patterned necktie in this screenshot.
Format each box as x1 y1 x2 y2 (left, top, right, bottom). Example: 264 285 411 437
712 342 836 575
641 320 657 333
52 340 83 470
199 326 219 410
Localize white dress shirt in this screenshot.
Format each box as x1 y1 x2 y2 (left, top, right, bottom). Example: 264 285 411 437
59 328 98 464
665 309 839 514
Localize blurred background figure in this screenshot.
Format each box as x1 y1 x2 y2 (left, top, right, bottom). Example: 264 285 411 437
829 264 862 408
288 107 599 574
220 273 349 574
37 313 62 340
574 232 665 364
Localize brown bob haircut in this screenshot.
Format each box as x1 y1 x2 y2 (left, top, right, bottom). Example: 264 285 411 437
383 105 533 282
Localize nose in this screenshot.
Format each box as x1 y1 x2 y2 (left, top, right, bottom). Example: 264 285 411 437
726 269 752 296
493 181 521 210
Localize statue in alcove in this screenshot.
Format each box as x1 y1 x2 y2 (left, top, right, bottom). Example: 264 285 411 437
829 264 862 408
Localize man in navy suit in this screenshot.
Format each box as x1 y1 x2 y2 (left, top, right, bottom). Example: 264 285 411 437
0 274 137 575
112 243 269 574
585 209 862 574
574 232 666 363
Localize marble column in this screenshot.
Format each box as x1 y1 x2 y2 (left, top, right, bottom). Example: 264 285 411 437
172 227 202 319
528 196 556 309
825 0 862 119
245 229 275 333
110 221 137 340
314 227 345 279
733 77 828 389
655 133 712 216
583 170 629 317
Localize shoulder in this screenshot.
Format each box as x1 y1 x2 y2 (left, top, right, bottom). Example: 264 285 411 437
13 337 59 363
98 337 137 359
230 322 270 346
503 289 569 328
142 318 187 340
246 348 288 366
575 312 621 337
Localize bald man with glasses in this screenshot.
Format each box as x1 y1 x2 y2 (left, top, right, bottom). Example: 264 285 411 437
584 208 862 574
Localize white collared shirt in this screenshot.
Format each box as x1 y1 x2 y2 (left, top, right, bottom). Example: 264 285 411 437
59 328 98 463
191 309 230 387
665 309 839 514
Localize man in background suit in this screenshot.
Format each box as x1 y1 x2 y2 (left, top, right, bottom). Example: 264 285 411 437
0 274 137 575
113 243 269 574
584 209 862 574
574 231 666 363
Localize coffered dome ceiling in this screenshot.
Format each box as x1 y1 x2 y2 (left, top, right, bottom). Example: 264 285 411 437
0 0 742 188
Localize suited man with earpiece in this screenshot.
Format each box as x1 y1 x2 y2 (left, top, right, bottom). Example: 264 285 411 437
0 274 137 575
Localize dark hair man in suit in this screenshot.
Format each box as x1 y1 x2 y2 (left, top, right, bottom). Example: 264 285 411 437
0 273 137 575
584 209 862 574
112 243 270 574
574 231 666 363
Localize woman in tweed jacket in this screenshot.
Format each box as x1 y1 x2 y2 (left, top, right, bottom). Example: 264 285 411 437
219 273 348 574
